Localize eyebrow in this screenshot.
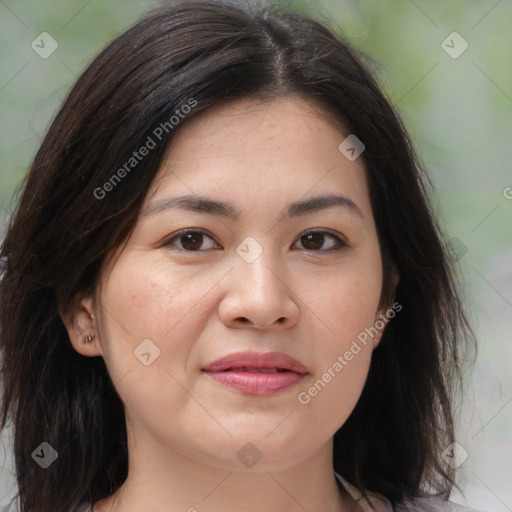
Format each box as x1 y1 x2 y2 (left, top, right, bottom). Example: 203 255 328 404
141 193 364 220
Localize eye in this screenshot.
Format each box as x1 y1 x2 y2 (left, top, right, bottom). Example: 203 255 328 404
164 229 219 252
163 229 348 253
292 230 348 252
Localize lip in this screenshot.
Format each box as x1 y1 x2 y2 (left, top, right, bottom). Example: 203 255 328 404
202 350 309 396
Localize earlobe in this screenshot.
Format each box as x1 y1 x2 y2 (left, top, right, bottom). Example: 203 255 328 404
60 293 103 357
372 321 385 349
372 301 394 349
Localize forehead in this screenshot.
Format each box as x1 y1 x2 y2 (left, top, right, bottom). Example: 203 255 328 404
145 95 372 223
161 95 349 161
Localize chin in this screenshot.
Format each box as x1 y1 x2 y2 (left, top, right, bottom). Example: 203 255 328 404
197 432 311 471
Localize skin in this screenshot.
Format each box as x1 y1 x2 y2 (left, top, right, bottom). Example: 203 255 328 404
63 95 398 512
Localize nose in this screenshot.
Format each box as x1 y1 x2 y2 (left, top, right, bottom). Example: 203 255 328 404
217 245 300 330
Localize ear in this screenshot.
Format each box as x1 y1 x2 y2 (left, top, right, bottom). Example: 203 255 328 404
373 266 400 349
60 291 103 357
371 316 386 349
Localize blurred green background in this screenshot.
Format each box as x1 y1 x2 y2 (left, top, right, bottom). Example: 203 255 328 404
1 0 511 510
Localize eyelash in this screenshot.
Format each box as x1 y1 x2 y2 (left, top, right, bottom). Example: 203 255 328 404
163 229 349 253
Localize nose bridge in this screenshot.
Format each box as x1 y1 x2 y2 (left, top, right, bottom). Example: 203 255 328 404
218 235 299 329
235 235 284 302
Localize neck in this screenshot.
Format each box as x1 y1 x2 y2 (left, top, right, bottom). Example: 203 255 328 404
93 424 354 512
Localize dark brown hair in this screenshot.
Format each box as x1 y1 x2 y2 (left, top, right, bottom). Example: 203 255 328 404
0 1 476 510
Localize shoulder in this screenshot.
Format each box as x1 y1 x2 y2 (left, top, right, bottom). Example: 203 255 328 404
395 496 492 512
1 498 17 512
335 472 491 512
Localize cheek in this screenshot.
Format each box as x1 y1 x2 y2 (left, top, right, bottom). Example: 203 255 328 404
97 252 225 380
96 254 185 377
102 259 179 335
101 250 215 343
295 340 373 446
96 256 206 426
293 255 381 424
304 261 382 349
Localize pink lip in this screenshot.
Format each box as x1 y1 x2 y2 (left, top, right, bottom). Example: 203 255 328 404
202 351 308 396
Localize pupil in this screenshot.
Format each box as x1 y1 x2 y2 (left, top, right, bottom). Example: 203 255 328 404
182 233 202 250
303 233 323 250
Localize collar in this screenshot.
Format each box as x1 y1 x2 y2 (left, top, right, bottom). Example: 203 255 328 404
335 472 393 512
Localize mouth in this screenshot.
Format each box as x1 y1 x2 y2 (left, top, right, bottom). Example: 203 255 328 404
219 367 291 373
201 351 308 395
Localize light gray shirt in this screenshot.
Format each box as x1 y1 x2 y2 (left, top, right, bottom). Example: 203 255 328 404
336 472 489 512
2 473 489 511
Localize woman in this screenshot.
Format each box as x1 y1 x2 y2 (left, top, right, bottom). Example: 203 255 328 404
0 1 481 511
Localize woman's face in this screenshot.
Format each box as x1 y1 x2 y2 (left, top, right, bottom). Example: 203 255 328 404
76 95 391 471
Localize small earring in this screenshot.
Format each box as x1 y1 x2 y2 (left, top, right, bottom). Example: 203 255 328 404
83 333 95 344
